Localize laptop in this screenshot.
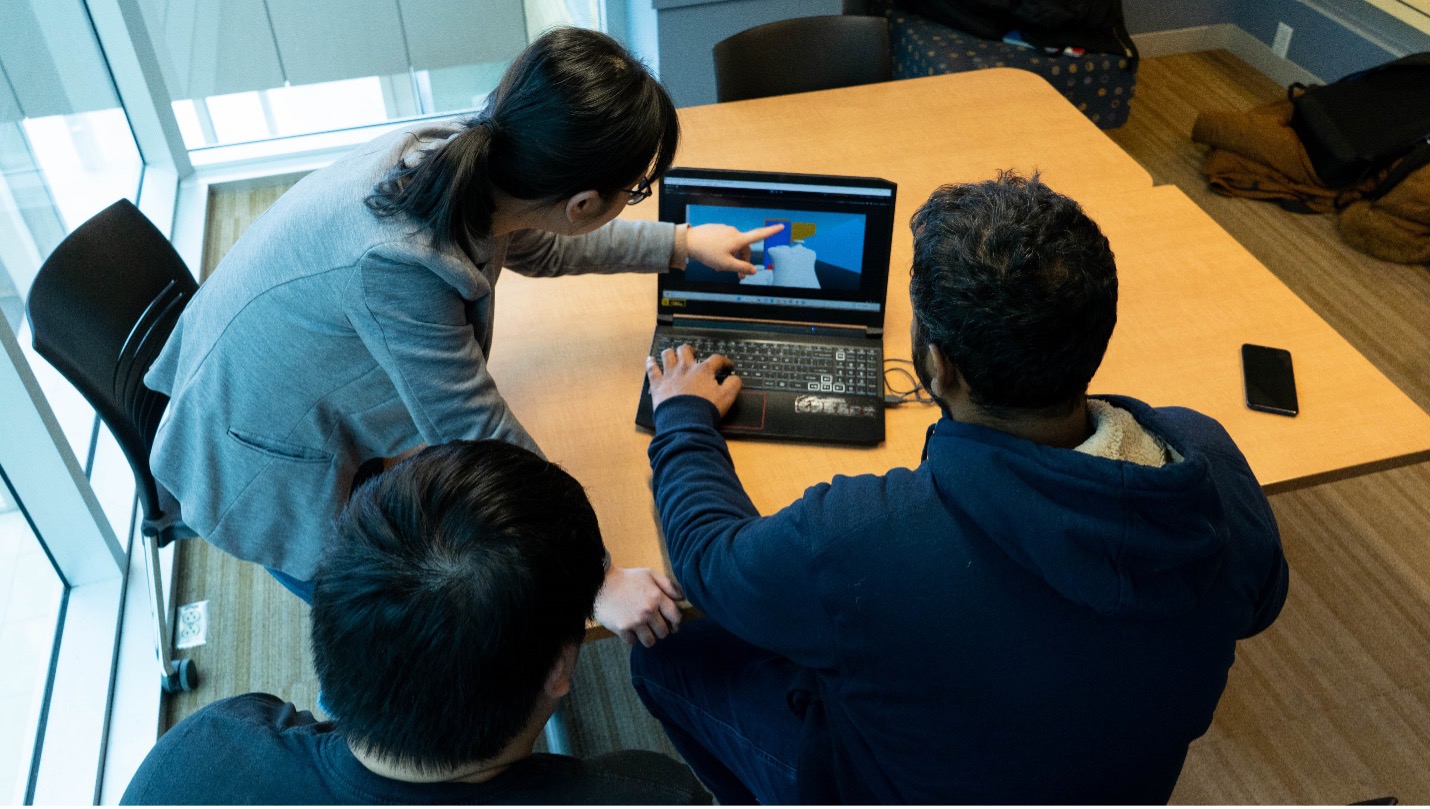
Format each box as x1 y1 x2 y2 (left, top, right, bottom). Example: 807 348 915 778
635 167 898 445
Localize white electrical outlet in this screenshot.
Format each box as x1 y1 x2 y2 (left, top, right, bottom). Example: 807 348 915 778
1272 22 1293 58
175 600 209 649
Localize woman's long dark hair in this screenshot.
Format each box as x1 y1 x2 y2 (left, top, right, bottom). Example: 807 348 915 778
365 27 680 248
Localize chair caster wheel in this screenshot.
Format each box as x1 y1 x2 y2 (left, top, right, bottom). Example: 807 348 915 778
162 658 199 693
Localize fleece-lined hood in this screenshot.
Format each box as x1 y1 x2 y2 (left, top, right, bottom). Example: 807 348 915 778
926 395 1234 617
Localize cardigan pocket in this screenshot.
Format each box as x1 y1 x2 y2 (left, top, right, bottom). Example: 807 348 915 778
227 429 333 464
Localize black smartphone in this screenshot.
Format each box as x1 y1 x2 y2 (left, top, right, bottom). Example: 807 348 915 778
1242 344 1298 416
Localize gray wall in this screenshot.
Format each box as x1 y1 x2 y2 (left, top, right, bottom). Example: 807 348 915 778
1123 0 1233 35
1124 0 1429 80
623 0 1428 106
1232 0 1427 78
647 0 843 106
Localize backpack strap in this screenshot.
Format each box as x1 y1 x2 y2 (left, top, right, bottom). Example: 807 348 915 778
1365 138 1430 202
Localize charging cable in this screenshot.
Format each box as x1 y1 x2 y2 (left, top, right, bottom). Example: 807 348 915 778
883 358 935 406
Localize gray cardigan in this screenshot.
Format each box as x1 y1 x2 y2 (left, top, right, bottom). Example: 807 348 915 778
145 121 675 579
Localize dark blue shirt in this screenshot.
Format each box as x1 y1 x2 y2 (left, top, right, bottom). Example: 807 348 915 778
122 694 711 805
648 394 1288 804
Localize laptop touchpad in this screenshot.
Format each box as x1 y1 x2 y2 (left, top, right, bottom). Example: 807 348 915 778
723 391 767 431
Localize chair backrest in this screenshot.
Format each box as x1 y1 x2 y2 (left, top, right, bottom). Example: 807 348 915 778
713 15 893 103
26 199 198 525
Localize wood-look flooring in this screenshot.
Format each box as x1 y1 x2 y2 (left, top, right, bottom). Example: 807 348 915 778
1105 51 1430 804
166 49 1430 804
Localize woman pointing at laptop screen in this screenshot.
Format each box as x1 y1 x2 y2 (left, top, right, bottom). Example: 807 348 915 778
143 27 775 645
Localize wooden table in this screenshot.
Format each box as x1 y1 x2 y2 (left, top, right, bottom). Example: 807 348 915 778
486 71 1430 574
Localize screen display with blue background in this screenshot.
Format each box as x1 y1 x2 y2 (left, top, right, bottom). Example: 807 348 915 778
685 205 867 292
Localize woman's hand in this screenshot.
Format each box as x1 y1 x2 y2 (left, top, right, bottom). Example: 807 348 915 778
594 566 685 647
687 223 786 277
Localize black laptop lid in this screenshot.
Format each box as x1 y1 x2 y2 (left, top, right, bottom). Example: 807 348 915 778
657 168 897 330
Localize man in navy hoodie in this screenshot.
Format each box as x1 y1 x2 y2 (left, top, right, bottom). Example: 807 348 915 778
633 172 1289 804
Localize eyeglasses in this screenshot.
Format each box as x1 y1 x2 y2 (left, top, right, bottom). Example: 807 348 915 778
623 178 653 206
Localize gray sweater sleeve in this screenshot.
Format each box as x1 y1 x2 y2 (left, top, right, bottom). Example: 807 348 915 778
346 255 542 456
504 218 676 277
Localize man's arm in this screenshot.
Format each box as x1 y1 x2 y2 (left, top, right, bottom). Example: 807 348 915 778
1165 406 1290 639
646 348 838 668
1237 456 1289 638
1244 549 1289 638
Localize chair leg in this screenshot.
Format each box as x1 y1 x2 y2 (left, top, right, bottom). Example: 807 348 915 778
543 705 574 756
144 532 177 681
144 533 198 693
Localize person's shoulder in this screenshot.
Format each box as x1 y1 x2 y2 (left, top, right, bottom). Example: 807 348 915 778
1098 395 1244 459
548 750 713 805
160 693 295 739
120 694 323 805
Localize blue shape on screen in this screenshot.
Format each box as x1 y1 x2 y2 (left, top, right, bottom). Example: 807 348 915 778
763 218 791 268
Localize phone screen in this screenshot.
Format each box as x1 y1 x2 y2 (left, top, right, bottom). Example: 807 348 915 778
1242 344 1298 416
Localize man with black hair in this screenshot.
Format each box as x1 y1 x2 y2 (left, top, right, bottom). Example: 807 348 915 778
634 172 1289 804
122 440 709 805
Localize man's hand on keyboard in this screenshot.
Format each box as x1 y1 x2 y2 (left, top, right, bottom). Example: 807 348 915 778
647 344 742 416
687 223 786 277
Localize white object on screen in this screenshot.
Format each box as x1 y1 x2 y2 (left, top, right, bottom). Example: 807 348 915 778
768 244 820 289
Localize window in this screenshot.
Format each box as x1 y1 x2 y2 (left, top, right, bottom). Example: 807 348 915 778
1 0 145 483
144 0 603 152
0 474 64 805
0 0 151 803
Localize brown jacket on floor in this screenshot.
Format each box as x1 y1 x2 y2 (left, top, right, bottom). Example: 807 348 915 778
1339 163 1430 264
1192 100 1430 264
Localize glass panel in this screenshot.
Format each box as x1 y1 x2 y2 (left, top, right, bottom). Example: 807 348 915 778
145 0 602 151
0 0 143 546
0 470 65 805
0 0 146 472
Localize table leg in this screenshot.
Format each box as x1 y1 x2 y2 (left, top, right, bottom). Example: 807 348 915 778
544 704 574 756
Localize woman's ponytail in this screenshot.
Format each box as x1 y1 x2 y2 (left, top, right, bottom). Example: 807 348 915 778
366 28 680 250
364 120 498 249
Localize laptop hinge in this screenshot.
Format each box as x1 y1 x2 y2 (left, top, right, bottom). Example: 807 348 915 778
865 326 883 338
657 313 675 325
668 315 870 339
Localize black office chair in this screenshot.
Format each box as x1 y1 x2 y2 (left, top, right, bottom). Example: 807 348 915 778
28 199 200 693
712 15 893 103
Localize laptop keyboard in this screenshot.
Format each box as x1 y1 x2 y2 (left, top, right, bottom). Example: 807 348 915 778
652 335 881 396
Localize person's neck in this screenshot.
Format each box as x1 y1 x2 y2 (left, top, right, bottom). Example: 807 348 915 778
489 189 554 237
488 204 523 238
944 395 1093 449
346 712 545 785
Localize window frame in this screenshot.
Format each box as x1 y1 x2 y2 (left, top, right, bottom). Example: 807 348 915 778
0 315 125 803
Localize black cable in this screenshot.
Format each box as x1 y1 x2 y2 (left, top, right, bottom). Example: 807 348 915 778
881 358 935 406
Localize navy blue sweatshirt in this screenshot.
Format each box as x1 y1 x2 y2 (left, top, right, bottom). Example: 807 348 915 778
648 394 1288 804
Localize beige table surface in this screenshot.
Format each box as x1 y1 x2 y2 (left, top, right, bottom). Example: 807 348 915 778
485 73 1430 574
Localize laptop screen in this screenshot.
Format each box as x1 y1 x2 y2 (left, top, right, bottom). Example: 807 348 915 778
657 168 897 330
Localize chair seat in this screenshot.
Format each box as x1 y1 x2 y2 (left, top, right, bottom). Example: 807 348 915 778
884 8 1138 129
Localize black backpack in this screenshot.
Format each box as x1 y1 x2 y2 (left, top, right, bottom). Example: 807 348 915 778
897 0 1135 58
1289 52 1430 196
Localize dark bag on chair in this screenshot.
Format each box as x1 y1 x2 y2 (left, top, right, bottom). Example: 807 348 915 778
896 0 1133 57
1289 53 1430 189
